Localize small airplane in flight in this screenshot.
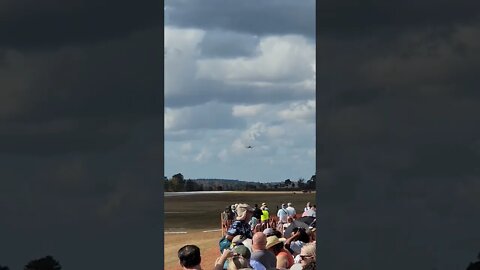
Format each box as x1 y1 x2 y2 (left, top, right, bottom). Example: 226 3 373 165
246 145 254 149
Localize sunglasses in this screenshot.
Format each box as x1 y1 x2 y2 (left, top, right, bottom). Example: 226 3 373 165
299 254 313 260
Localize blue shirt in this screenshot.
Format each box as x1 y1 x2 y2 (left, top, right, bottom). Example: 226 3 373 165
227 220 253 239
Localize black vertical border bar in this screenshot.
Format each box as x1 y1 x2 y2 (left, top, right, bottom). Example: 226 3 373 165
315 0 321 266
160 0 166 268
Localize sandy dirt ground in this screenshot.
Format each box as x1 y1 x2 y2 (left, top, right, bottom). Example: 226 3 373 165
164 230 222 270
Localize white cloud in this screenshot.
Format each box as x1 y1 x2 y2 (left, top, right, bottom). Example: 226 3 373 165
196 35 315 84
194 148 212 163
278 99 315 123
164 27 205 97
232 104 265 117
164 102 244 132
164 24 315 181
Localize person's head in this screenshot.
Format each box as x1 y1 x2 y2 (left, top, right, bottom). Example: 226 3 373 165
266 236 284 255
254 204 258 208
287 202 293 207
299 242 316 266
261 202 267 210
252 232 267 251
231 235 247 248
262 228 275 237
232 245 251 260
293 227 310 243
236 203 254 221
312 204 316 210
273 229 282 239
281 203 286 209
227 255 252 270
178 245 201 269
306 202 311 208
287 216 294 223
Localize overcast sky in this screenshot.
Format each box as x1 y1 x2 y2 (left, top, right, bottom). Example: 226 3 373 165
1 0 163 269
164 0 316 182
316 1 480 269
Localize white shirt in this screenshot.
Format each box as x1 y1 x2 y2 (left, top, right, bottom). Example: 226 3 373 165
277 208 289 223
286 206 296 217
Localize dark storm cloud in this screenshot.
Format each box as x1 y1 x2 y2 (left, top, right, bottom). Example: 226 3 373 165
0 26 162 155
0 0 162 50
1 1 163 268
317 7 480 269
0 126 163 269
317 0 480 38
199 30 260 58
165 0 315 39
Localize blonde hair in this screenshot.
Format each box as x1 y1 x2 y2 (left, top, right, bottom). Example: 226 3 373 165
301 242 316 260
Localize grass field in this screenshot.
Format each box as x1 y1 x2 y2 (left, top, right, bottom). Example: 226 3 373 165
164 191 316 231
164 191 316 269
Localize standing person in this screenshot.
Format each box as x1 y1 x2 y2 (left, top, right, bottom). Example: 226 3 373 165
260 204 270 229
253 204 263 221
226 204 254 239
250 232 277 270
302 205 316 218
276 204 289 233
178 245 203 270
286 202 296 219
304 202 311 212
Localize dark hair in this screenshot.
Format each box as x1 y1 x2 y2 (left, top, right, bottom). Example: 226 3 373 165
273 230 282 238
178 245 201 268
293 227 310 243
271 242 284 254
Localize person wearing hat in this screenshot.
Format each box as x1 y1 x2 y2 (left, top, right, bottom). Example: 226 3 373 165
214 245 254 270
291 242 315 270
262 228 275 237
260 202 268 210
266 235 294 269
226 203 255 242
260 204 269 229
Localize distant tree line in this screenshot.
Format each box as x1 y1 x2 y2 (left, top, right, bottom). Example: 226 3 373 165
1 255 61 270
164 173 316 192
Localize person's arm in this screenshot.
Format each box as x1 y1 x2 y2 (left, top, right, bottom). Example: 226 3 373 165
227 234 237 242
276 254 289 269
284 231 300 253
214 249 232 270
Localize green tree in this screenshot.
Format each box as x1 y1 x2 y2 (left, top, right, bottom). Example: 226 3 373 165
185 179 197 191
284 179 292 188
164 177 171 191
297 178 305 189
307 175 316 190
171 173 185 192
24 255 61 270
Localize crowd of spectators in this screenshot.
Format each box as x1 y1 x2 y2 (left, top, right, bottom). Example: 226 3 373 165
179 202 316 270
